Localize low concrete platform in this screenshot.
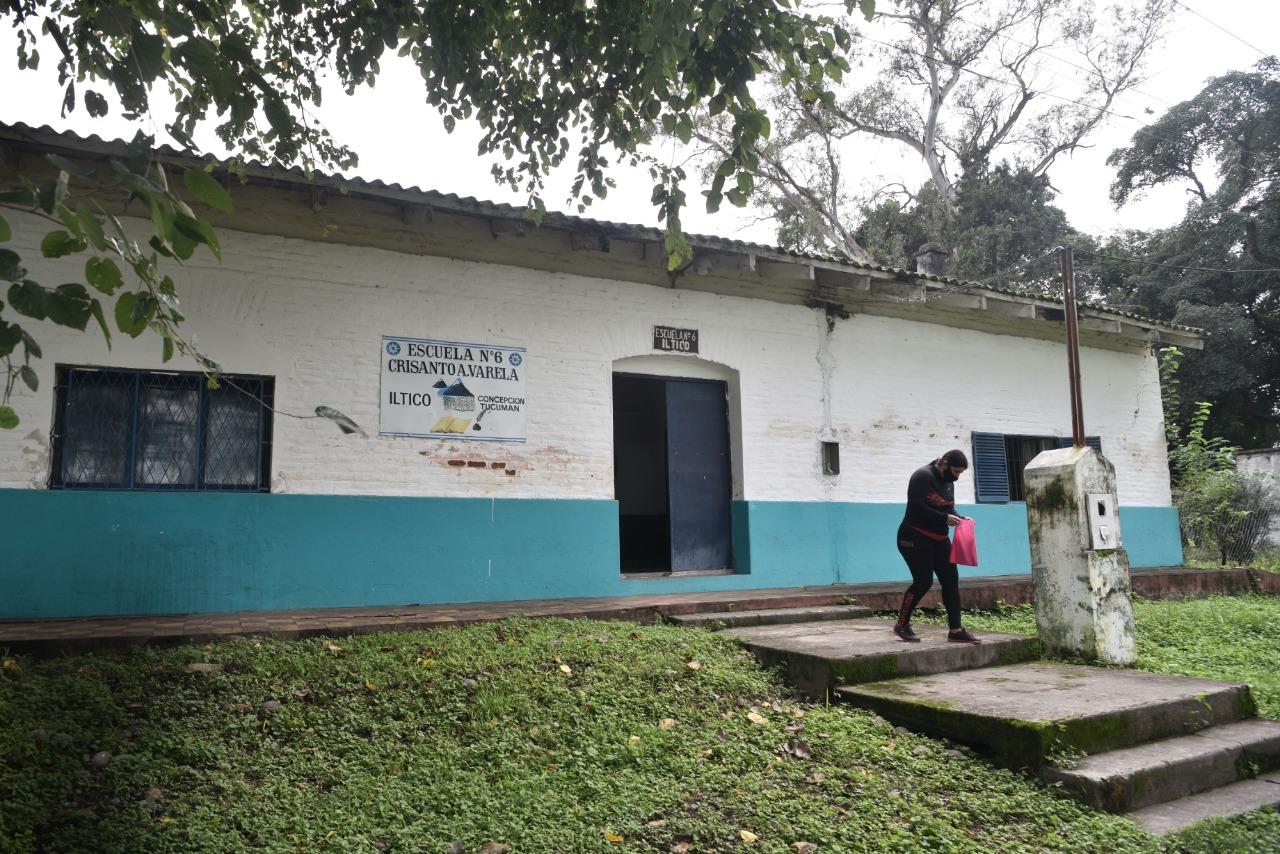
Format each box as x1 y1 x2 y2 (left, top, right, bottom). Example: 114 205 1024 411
1042 719 1280 812
836 663 1255 768
1127 772 1280 835
721 619 1039 698
667 604 872 628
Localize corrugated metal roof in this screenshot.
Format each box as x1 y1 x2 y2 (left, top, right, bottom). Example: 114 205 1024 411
0 121 1202 337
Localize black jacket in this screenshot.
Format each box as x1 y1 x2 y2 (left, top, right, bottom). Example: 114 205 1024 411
902 462 955 539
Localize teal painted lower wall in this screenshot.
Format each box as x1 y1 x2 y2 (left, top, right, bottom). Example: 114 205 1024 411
0 491 1182 619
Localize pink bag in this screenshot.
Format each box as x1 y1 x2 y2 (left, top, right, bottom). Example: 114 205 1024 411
950 518 978 566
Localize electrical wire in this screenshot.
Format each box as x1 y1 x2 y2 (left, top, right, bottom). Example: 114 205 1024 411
1073 247 1280 274
1170 0 1273 61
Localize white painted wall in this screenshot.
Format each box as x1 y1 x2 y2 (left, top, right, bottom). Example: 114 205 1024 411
1 217 1174 507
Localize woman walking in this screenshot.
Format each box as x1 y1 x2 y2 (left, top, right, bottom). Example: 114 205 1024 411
893 450 982 644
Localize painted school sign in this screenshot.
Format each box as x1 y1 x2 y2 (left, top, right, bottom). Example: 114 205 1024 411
379 335 527 441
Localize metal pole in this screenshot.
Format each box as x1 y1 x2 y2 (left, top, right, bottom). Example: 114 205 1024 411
1060 245 1086 447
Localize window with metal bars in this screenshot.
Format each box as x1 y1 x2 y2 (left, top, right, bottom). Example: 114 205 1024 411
50 366 273 491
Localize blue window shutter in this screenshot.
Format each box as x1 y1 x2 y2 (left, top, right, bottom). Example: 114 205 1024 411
1057 436 1103 453
971 432 1010 503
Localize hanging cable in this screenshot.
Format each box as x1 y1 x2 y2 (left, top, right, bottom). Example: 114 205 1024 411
1073 248 1280 274
1170 0 1273 61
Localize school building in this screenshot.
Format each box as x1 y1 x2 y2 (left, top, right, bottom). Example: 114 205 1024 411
0 123 1201 620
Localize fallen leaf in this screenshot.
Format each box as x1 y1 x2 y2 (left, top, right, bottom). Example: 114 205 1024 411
784 723 805 733
158 816 173 824
604 829 624 843
792 709 806 718
686 661 702 670
322 640 345 656
770 701 785 713
658 717 677 729
364 680 376 692
292 689 312 701
647 819 667 827
479 844 510 854
2 659 19 672
673 844 691 853
747 711 768 725
232 703 252 713
628 735 641 746
559 664 573 675
529 726 541 736
446 844 465 854
806 771 827 784
793 843 819 853
740 829 759 843
506 638 516 645
417 657 434 667
885 738 896 751
782 738 813 760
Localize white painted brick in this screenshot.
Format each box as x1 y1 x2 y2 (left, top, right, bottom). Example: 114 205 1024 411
0 215 1173 507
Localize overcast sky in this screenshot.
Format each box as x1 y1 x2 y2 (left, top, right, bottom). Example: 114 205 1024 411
2 0 1277 249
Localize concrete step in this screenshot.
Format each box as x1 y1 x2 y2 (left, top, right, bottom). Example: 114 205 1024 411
836 663 1255 768
721 618 1039 699
667 604 873 629
1041 719 1280 812
1127 773 1280 835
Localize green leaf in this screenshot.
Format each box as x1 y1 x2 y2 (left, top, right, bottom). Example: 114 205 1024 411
114 291 154 337
40 230 86 258
0 214 8 242
84 90 108 117
89 299 112 348
56 204 82 238
162 336 174 362
46 154 94 179
19 365 38 391
46 283 92 330
0 250 25 282
859 0 876 22
8 280 49 320
76 203 108 251
85 257 124 294
0 188 36 206
0 406 18 430
21 330 41 359
0 319 23 356
182 168 233 213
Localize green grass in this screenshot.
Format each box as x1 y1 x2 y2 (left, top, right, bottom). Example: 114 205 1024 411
919 594 1280 719
0 605 1276 853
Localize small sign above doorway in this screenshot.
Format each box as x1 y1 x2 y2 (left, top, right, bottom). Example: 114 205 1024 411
653 326 699 354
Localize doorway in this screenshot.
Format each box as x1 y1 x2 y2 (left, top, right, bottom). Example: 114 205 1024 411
613 373 733 573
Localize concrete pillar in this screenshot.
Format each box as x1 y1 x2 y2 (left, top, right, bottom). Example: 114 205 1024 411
1024 446 1137 665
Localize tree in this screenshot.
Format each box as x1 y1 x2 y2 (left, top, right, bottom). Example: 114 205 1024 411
854 161 1073 286
690 0 1169 262
0 0 865 427
1099 58 1280 448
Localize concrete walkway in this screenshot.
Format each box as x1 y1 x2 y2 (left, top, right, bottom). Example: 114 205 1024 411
0 566 1273 654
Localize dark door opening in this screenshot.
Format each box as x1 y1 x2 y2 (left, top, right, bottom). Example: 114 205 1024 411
613 373 733 573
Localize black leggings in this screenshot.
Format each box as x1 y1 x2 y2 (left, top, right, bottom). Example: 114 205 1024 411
896 523 962 630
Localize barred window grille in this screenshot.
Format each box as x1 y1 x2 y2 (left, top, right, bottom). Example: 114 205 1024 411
51 366 273 491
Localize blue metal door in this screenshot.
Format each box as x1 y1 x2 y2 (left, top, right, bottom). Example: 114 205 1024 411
665 379 732 571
